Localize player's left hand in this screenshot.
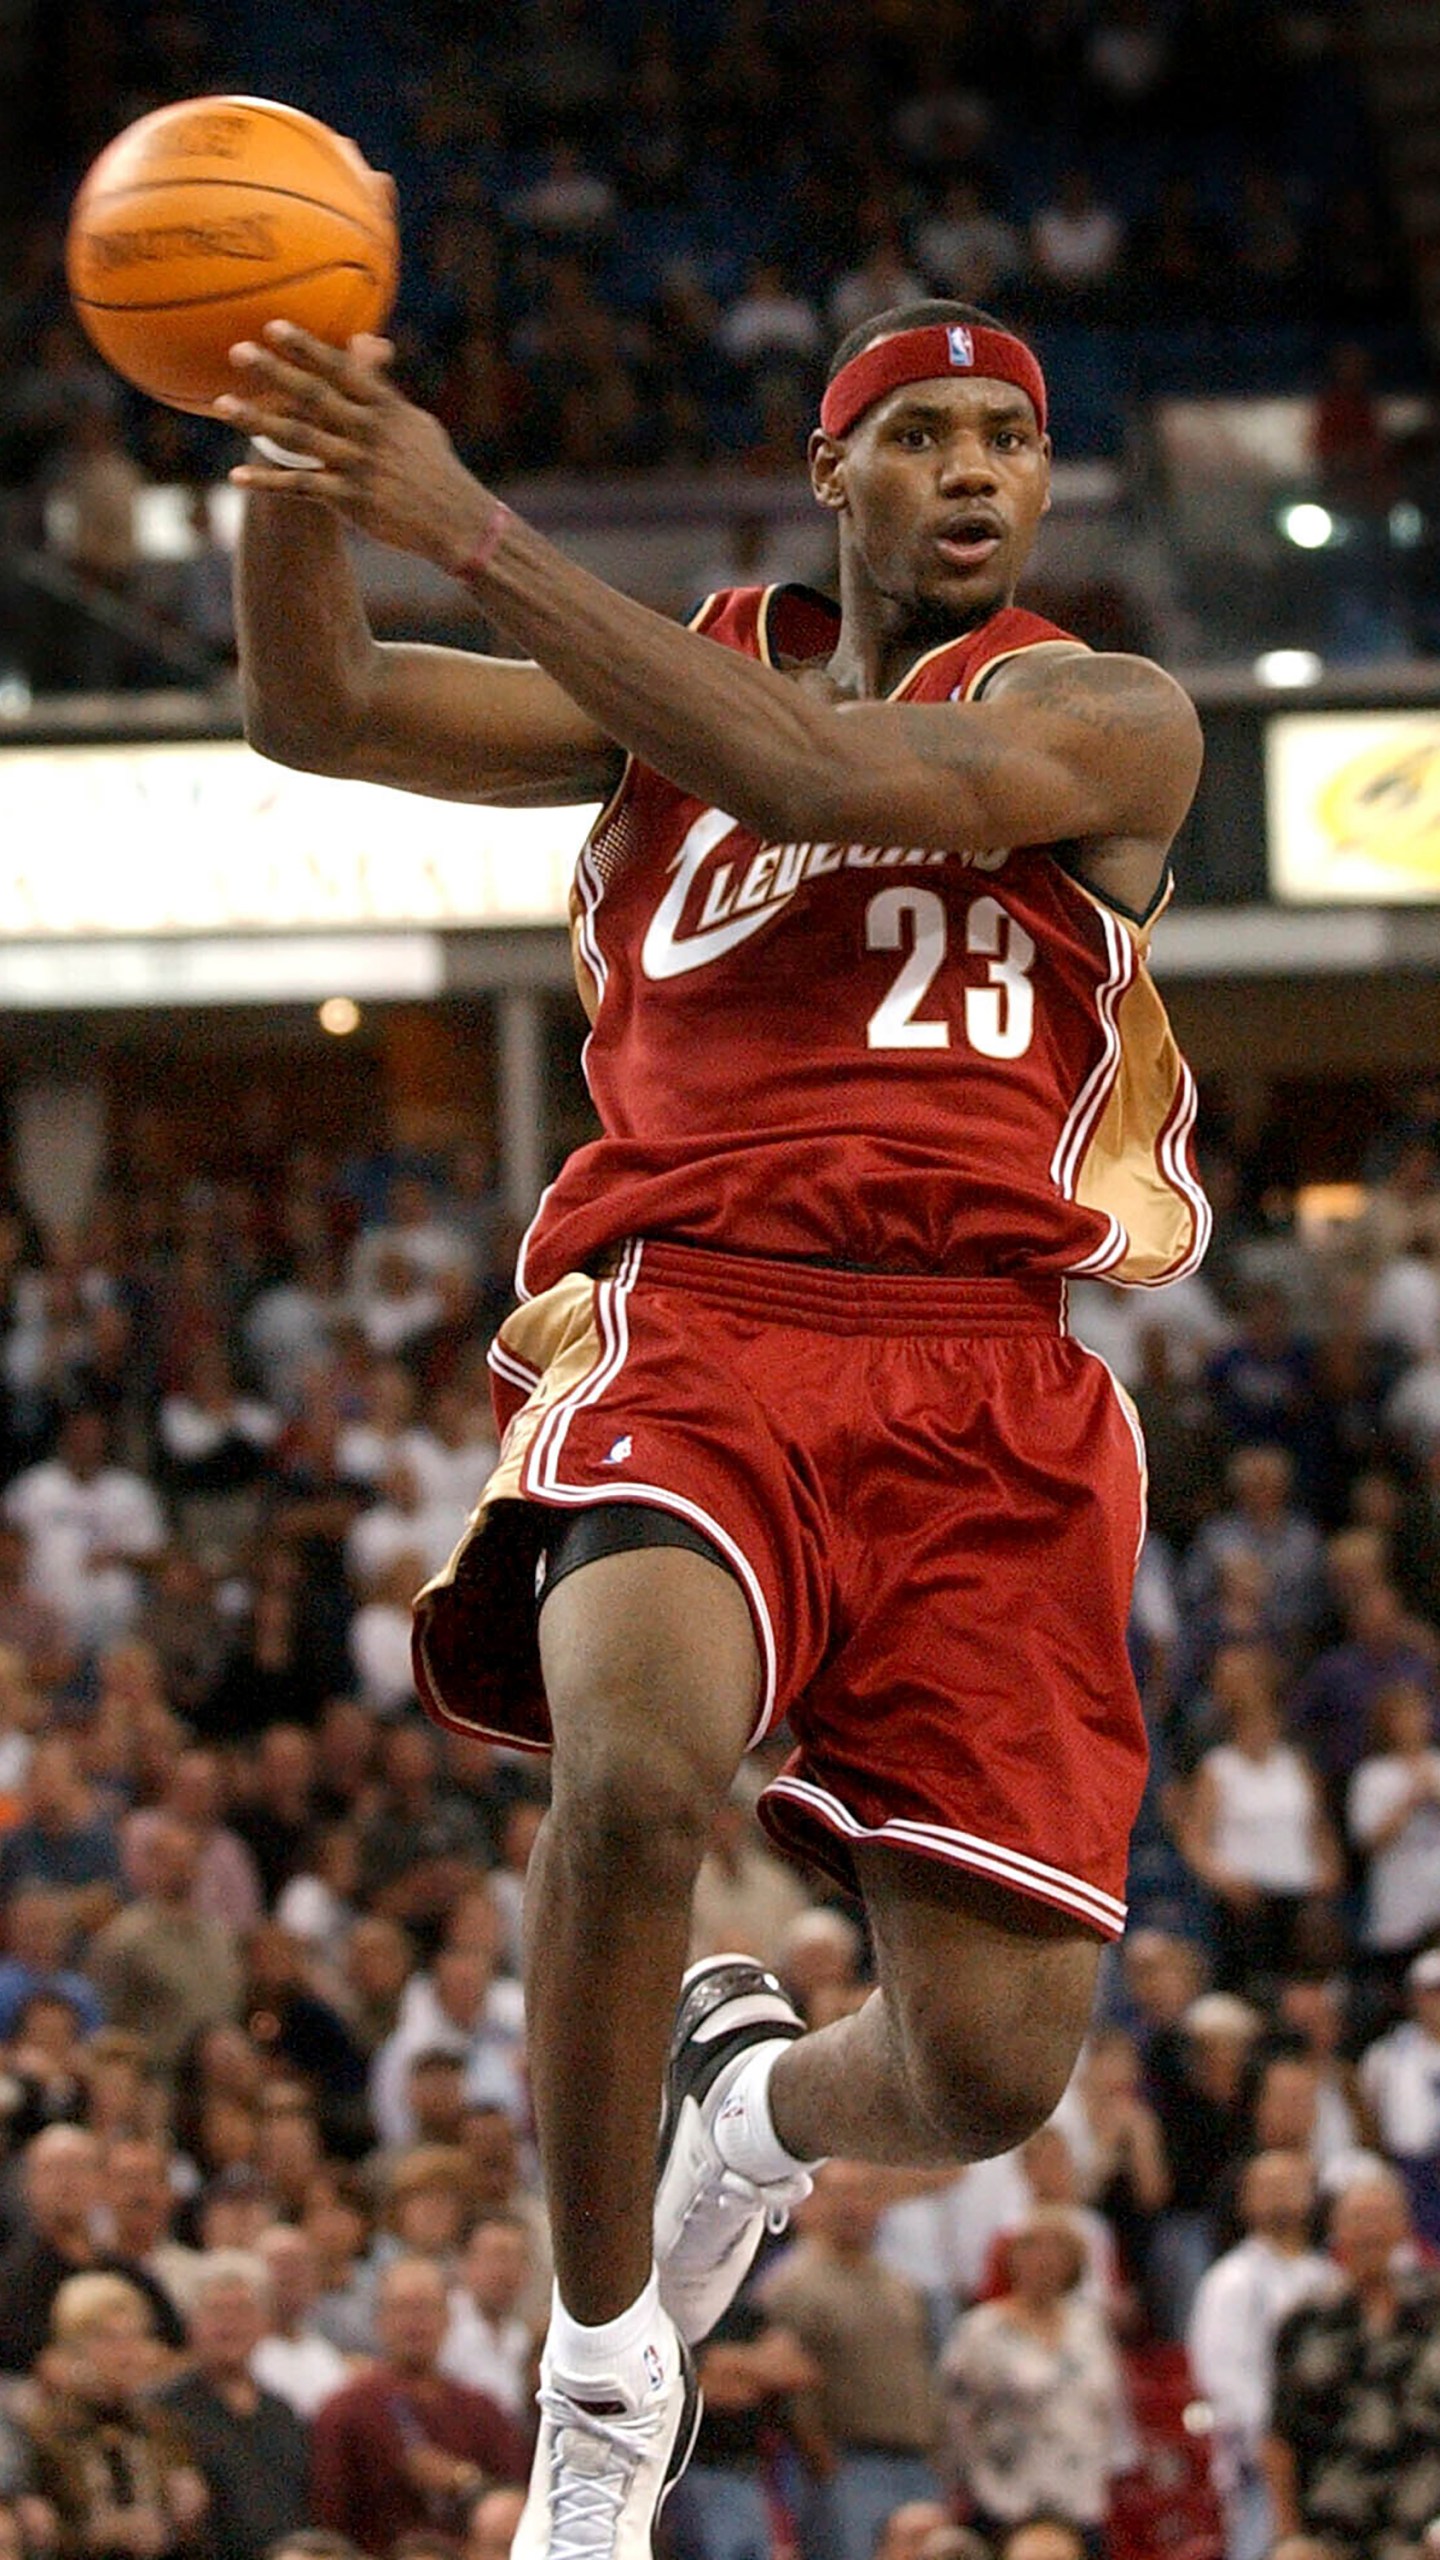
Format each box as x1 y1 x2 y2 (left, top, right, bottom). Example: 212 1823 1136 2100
220 321 496 573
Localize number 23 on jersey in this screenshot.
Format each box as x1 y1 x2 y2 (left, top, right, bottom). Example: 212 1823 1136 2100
866 887 1036 1059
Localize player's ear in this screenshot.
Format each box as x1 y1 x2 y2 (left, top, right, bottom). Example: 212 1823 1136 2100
809 429 847 513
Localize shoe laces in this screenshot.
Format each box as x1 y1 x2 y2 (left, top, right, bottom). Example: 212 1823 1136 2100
677 2163 814 2263
536 2387 661 2559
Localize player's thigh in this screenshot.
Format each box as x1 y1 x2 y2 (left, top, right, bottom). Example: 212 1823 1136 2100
538 1541 761 1815
858 1845 1103 2129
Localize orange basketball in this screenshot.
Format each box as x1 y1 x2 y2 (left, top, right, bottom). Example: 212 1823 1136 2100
66 94 398 416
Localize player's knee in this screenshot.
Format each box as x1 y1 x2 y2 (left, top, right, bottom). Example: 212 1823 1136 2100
549 1726 718 1895
903 2005 1075 2160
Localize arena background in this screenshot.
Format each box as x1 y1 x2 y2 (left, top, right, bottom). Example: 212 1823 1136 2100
0 6 1437 2559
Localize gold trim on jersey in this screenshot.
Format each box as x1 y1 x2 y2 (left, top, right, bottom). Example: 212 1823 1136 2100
1058 875 1209 1285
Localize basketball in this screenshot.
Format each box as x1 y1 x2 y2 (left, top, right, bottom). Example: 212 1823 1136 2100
65 94 398 416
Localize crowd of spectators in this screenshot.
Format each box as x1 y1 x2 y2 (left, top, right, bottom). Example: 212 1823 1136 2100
0 1079 1429 2557
0 0 1416 530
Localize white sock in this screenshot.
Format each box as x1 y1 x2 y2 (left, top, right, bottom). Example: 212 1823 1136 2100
547 2268 668 2403
711 2038 822 2184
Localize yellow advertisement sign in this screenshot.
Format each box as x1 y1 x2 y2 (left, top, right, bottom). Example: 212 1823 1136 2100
1267 711 1440 903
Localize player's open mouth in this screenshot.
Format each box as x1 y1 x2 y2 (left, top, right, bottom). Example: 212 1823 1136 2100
934 521 1003 570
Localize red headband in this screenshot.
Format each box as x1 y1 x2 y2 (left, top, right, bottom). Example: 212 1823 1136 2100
820 322 1048 440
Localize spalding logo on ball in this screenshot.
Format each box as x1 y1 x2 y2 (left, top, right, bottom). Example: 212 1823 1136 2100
66 95 399 415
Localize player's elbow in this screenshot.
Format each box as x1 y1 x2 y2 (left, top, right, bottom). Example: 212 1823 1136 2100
242 688 363 778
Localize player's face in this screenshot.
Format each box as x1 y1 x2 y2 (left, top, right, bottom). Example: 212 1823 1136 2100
815 375 1051 625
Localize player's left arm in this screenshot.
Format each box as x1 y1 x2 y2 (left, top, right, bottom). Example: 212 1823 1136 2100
832 646 1204 855
222 328 1201 852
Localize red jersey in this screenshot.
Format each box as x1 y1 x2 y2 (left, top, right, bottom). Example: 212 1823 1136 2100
518 585 1209 1297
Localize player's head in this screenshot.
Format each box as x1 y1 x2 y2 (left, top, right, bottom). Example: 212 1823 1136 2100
810 300 1051 630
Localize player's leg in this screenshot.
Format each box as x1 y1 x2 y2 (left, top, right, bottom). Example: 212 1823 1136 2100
528 1535 761 2322
766 1851 1102 2162
653 1863 1102 2349
514 1527 761 2560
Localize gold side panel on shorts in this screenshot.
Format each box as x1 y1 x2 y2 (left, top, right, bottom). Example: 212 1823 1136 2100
445 1274 601 1544
1071 960 1199 1283
411 1273 604 1733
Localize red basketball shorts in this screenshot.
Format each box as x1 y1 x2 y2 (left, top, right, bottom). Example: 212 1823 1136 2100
413 1237 1149 1939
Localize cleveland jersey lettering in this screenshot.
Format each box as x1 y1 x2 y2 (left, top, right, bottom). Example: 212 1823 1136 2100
517 585 1209 1299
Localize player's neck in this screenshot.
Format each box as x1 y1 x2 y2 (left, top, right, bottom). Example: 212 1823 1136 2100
828 560 1009 699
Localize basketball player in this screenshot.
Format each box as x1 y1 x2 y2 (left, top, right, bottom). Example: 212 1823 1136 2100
223 298 1207 2559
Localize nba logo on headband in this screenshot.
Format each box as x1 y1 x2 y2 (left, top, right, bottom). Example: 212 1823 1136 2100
946 326 974 367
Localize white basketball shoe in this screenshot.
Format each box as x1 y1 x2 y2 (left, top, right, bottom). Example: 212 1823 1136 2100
511 2303 701 2560
653 1954 813 2347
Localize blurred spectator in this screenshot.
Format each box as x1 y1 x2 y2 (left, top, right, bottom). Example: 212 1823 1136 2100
231 1730 317 1904
0 2126 183 2374
241 1925 367 2120
309 2257 526 2558
718 264 823 377
0 1523 72 1692
1114 1928 1207 2054
1051 2029 1170 2297
1029 169 1126 312
0 1740 124 1941
439 2216 535 2421
357 1730 491 1928
1178 1643 1341 1996
124 1751 263 1935
0 1887 104 2038
829 241 930 342
379 2148 473 2281
25 2271 205 2560
761 2161 943 2560
157 2255 310 2560
1144 1993 1263 2338
251 2226 348 2421
506 141 616 246
101 2134 201 2324
913 178 1026 304
5 1410 164 1656
340 1918 415 2058
275 1825 363 1979
1292 1581 1440 1813
776 1909 866 2028
1188 2151 1330 2560
688 1786 811 1970
1266 2168 1440 2552
1204 1288 1314 1463
941 2207 1126 2549
666 2292 821 2560
88 1818 241 2078
1347 1680 1440 2003
301 2170 377 2359
1357 1949 1440 2250
1183 1447 1326 1654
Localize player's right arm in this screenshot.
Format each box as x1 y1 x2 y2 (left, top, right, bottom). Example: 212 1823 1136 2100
236 493 624 807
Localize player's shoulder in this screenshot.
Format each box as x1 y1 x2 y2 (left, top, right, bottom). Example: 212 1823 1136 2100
981 637 1199 737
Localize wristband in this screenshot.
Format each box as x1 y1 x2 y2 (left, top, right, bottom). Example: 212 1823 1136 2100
455 505 513 585
251 435 323 471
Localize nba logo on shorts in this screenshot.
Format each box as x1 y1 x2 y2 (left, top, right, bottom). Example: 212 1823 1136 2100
947 325 975 367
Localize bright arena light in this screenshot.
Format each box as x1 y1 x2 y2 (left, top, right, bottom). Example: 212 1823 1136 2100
1254 649 1324 688
1279 502 1335 551
318 996 361 1036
